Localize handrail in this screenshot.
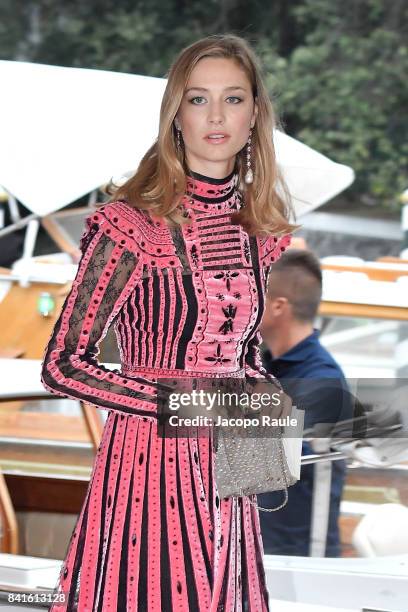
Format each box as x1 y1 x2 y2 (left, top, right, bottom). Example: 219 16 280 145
0 471 19 554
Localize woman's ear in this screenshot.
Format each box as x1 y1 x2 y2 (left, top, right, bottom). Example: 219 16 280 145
251 97 258 129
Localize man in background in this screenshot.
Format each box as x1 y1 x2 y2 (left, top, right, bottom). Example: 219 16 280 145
258 249 354 557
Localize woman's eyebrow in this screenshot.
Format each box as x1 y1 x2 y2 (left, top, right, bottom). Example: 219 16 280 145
185 86 247 93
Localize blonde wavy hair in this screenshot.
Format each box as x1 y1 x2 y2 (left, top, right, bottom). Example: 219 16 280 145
105 33 301 237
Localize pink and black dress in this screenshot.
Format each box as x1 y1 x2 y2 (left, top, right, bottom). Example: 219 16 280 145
41 168 292 611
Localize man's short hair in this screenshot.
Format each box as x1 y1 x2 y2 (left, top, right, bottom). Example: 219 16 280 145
267 249 322 322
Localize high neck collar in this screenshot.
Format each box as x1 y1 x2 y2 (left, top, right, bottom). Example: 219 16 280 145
184 167 241 212
187 167 236 185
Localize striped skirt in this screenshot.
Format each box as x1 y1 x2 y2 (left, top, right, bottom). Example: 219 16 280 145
49 411 270 611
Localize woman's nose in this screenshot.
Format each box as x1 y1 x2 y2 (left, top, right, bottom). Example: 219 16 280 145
207 102 225 125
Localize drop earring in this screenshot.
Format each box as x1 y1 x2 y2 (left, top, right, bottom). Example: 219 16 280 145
244 128 254 184
176 127 182 150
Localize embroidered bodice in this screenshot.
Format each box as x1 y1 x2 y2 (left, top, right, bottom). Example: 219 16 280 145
41 168 292 419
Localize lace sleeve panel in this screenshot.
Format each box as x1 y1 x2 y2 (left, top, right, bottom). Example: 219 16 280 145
40 203 159 419
244 232 293 391
244 330 283 392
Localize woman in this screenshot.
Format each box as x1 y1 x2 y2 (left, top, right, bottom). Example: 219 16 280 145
41 33 300 612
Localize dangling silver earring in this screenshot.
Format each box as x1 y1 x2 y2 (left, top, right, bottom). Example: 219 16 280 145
244 127 254 184
176 127 182 150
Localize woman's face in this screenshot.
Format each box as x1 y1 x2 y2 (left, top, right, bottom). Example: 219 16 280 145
175 57 258 178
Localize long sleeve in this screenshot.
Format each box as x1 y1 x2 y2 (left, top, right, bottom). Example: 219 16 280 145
244 330 284 392
244 232 293 392
40 203 159 419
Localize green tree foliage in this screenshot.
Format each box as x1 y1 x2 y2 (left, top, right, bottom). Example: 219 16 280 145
0 0 406 209
257 0 408 207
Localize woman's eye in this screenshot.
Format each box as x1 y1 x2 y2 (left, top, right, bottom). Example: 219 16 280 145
227 96 243 103
189 96 206 105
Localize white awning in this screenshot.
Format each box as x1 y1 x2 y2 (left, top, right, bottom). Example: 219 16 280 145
0 60 354 218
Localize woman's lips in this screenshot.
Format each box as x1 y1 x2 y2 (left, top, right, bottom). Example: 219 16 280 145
204 135 230 144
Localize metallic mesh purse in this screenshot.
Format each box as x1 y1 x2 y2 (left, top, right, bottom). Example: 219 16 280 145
213 381 302 512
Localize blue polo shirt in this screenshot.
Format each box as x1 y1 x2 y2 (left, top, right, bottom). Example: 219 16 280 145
257 327 353 557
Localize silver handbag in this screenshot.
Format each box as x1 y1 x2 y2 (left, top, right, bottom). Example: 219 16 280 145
213 382 300 512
